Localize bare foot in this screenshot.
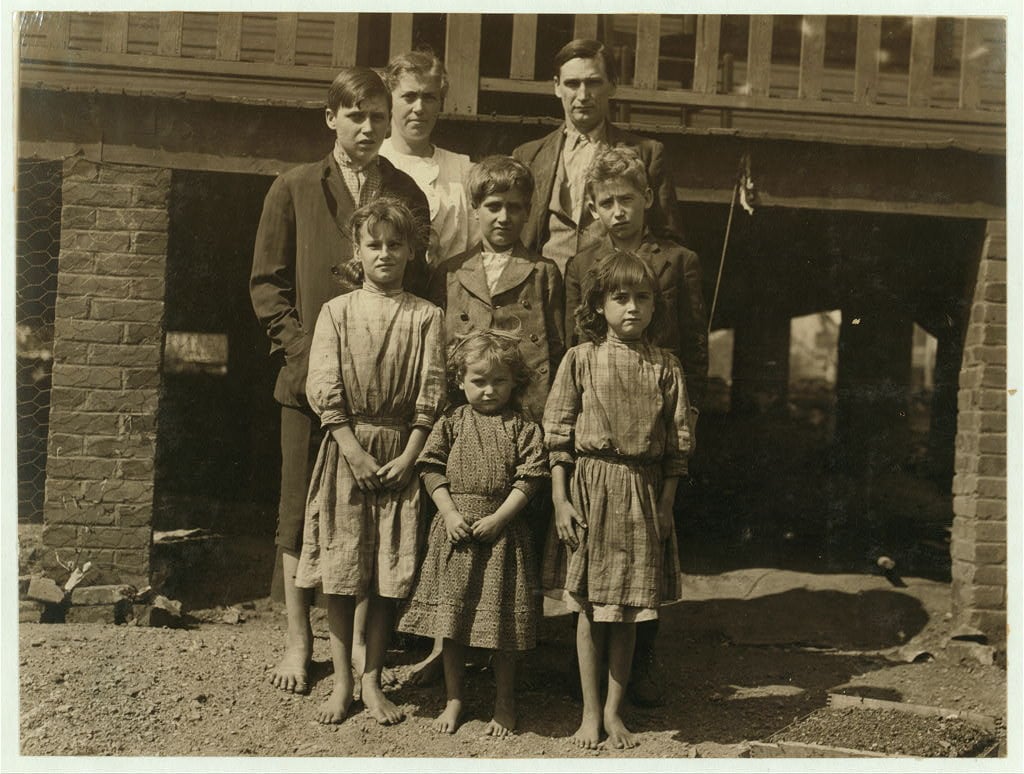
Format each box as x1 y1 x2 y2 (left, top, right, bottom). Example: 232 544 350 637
484 693 515 737
433 699 463 734
361 676 405 725
406 647 443 687
269 638 311 694
603 712 636 749
571 713 602 750
483 718 514 738
315 684 352 724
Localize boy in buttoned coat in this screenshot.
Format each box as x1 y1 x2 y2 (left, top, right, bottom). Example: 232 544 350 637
429 155 565 423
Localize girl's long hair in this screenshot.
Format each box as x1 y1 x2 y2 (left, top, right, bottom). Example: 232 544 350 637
338 196 428 289
575 250 665 343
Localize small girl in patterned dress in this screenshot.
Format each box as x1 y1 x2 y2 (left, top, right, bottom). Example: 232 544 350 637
399 331 548 737
296 198 446 726
542 251 692 751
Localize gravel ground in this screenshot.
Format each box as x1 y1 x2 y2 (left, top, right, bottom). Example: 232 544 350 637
17 591 1008 761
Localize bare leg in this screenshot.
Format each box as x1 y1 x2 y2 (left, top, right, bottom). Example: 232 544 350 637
483 650 516 737
360 593 405 725
603 622 637 749
406 635 444 686
434 639 465 734
572 613 605 750
316 594 356 724
269 549 312 694
352 596 368 677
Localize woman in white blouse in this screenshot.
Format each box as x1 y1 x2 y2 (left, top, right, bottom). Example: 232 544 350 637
380 50 479 267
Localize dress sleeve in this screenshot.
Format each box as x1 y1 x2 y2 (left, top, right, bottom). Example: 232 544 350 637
511 418 550 501
412 304 448 429
660 354 693 478
542 347 582 467
305 303 348 427
417 412 455 494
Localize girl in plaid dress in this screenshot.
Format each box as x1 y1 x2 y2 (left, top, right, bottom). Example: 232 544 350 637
399 331 548 737
542 251 692 750
296 198 446 726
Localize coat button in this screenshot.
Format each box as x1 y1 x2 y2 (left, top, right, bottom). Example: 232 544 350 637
331 265 340 275
521 299 531 309
460 312 469 321
530 334 539 343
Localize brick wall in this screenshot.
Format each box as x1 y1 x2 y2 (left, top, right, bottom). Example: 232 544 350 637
41 157 170 587
951 219 1007 644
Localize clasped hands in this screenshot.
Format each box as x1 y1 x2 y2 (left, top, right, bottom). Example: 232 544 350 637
345 447 417 493
442 510 507 545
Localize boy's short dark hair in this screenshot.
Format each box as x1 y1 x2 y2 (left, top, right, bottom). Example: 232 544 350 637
584 146 649 201
384 48 449 98
575 251 665 343
553 38 619 84
466 155 535 208
327 66 391 113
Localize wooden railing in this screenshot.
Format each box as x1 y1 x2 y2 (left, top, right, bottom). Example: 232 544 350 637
19 12 1006 141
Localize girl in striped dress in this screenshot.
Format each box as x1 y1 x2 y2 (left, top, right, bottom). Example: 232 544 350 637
542 251 692 750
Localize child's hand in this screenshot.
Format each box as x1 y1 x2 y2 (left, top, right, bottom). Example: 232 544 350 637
343 447 382 493
442 509 471 545
376 452 416 491
554 499 586 551
470 514 508 544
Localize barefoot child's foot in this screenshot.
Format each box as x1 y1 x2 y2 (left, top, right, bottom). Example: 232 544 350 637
270 640 311 694
315 684 353 724
482 718 514 737
484 693 515 737
603 712 636 749
433 699 463 734
406 648 443 687
361 676 405 725
571 713 603 750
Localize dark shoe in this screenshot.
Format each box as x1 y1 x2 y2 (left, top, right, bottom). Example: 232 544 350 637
628 651 665 707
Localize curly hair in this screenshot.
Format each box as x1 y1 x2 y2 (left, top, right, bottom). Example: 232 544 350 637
584 146 649 201
337 197 429 289
575 251 664 343
446 330 535 411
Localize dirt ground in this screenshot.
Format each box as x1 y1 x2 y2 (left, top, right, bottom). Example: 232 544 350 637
17 570 1008 761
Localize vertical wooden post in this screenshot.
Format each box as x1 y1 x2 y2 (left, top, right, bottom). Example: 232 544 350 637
746 14 773 97
634 15 662 89
216 13 242 61
958 17 986 110
854 16 881 104
275 13 298 66
331 13 359 67
45 12 70 49
389 13 414 59
692 14 721 93
573 14 599 40
158 12 183 57
908 16 937 107
798 15 826 99
510 14 538 80
101 12 129 54
444 14 481 114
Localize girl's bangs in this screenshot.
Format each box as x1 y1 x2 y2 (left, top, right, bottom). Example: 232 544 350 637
602 257 655 294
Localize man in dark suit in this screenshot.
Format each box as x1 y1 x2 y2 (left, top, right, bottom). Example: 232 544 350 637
512 38 682 277
250 66 428 696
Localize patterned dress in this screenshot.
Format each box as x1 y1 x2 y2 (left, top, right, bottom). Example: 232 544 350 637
541 338 692 622
398 405 548 650
294 286 446 598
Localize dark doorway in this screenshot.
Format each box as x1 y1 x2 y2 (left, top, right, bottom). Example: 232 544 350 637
155 170 279 538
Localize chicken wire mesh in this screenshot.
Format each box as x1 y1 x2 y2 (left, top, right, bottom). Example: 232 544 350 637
16 159 61 523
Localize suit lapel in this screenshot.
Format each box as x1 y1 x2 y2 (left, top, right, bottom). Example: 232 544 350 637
489 244 536 298
530 129 565 245
637 236 670 280
455 248 492 305
320 153 357 240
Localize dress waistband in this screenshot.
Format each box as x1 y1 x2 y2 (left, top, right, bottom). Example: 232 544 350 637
576 451 660 469
352 416 408 429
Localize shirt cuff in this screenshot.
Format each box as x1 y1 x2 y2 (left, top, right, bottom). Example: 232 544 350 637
420 470 450 495
319 410 349 429
512 479 542 501
549 451 575 468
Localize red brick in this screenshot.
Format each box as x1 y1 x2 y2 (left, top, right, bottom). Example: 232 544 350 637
130 277 166 301
974 521 1006 543
63 229 131 254
42 523 79 548
54 295 91 320
98 165 169 187
124 368 161 389
978 259 1006 283
982 283 1006 303
971 542 1006 565
54 318 123 344
63 157 99 181
48 434 84 457
973 565 1007 587
123 322 162 345
77 526 151 550
978 434 1006 455
52 339 90 362
132 186 169 207
118 459 155 479
83 389 158 413
88 343 161 367
952 473 977 496
49 386 89 410
976 476 1005 499
980 411 1007 433
44 500 116 526
982 325 1006 346
48 410 121 436
57 272 133 300
61 205 96 229
80 479 153 504
46 456 119 480
976 499 1007 519
90 298 164 324
58 250 96 273
115 505 153 528
980 364 1006 388
131 232 169 255
96 207 169 232
50 364 122 390
93 252 166 277
977 455 1006 477
952 495 976 518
